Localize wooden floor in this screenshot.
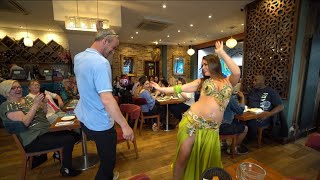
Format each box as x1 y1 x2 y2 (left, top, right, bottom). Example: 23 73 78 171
0 127 319 180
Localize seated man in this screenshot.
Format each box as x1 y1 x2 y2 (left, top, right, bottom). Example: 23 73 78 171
220 92 249 154
27 80 65 124
246 75 284 141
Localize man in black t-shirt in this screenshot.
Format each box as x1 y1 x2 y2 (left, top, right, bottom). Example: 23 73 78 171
246 75 284 140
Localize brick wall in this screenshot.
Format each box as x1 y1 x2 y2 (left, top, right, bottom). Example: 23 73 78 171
113 43 190 81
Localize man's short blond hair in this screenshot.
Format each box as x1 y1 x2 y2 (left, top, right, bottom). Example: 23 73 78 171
95 28 119 42
0 80 17 97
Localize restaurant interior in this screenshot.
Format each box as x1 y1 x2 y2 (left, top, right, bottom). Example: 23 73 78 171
0 0 319 179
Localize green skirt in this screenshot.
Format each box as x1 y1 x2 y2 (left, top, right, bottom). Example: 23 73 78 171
173 111 222 180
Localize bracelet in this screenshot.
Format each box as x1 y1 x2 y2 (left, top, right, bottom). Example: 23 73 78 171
174 85 182 95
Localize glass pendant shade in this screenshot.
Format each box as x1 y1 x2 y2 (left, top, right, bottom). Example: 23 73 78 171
226 37 237 48
23 37 33 47
187 45 195 56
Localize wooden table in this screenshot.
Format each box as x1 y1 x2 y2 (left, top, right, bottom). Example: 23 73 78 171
235 111 270 121
49 117 80 132
156 98 185 131
225 158 286 179
49 116 99 171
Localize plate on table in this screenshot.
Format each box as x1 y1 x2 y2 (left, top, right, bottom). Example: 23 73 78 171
247 108 264 114
61 115 75 121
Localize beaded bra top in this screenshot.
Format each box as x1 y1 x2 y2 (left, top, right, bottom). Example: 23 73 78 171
201 78 233 111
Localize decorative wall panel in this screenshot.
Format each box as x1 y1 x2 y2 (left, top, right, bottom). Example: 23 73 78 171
242 0 299 99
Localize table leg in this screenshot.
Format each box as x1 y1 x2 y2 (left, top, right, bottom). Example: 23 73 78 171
164 104 171 131
73 130 99 170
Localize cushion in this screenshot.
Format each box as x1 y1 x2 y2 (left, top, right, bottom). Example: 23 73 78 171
2 119 28 134
305 133 320 151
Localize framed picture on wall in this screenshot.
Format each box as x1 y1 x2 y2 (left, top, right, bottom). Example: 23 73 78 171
120 55 135 76
173 56 185 75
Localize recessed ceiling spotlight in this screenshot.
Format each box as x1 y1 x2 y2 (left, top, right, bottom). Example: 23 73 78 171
136 31 139 34
221 30 224 32
159 39 162 42
178 30 181 32
167 35 170 37
162 3 166 8
190 24 194 27
241 23 244 26
208 15 212 19
194 38 197 41
131 36 133 39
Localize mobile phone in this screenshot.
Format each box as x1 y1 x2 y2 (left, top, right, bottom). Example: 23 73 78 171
40 87 45 94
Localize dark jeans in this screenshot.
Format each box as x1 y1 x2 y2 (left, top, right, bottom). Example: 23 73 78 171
169 103 190 120
80 123 117 180
25 130 79 168
246 118 272 140
220 120 245 135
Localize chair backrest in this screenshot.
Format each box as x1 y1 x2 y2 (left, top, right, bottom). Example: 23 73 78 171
120 104 141 131
132 97 147 106
12 134 27 155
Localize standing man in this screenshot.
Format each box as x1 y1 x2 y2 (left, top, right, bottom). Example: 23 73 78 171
246 75 284 141
74 28 134 180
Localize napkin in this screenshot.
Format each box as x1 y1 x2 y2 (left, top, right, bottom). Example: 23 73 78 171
55 121 75 126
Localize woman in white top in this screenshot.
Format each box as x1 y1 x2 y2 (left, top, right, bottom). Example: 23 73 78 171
169 77 195 120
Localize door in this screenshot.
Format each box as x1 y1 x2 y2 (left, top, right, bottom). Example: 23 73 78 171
144 61 159 77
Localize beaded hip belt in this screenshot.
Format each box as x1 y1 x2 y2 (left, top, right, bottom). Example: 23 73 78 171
183 110 220 136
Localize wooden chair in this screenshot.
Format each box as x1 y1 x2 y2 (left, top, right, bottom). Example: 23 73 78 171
219 134 237 158
12 134 63 180
257 126 270 147
132 97 160 134
117 104 140 159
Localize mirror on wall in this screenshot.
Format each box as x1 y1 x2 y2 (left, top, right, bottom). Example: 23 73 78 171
120 55 135 76
173 56 185 76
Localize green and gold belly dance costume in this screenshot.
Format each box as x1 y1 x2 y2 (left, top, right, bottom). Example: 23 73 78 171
173 78 232 180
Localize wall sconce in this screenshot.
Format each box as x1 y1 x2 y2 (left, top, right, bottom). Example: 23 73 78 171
226 37 237 48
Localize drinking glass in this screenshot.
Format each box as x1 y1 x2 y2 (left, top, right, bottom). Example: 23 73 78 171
236 162 266 180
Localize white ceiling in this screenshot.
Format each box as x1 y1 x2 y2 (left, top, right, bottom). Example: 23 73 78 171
0 0 253 46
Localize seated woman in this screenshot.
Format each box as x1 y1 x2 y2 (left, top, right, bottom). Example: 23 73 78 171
136 76 165 126
0 80 81 177
151 41 240 179
169 77 195 120
60 75 78 103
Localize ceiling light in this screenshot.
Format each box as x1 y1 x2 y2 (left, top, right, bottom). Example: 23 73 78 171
65 0 109 32
23 23 33 47
187 41 195 56
131 36 133 39
241 23 244 26
167 35 170 37
153 41 158 45
221 30 224 32
226 37 237 48
190 24 193 27
178 30 180 32
162 3 166 8
208 15 212 18
159 39 162 42
136 31 139 34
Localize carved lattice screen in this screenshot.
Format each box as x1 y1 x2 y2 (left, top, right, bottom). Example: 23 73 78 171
242 0 299 99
